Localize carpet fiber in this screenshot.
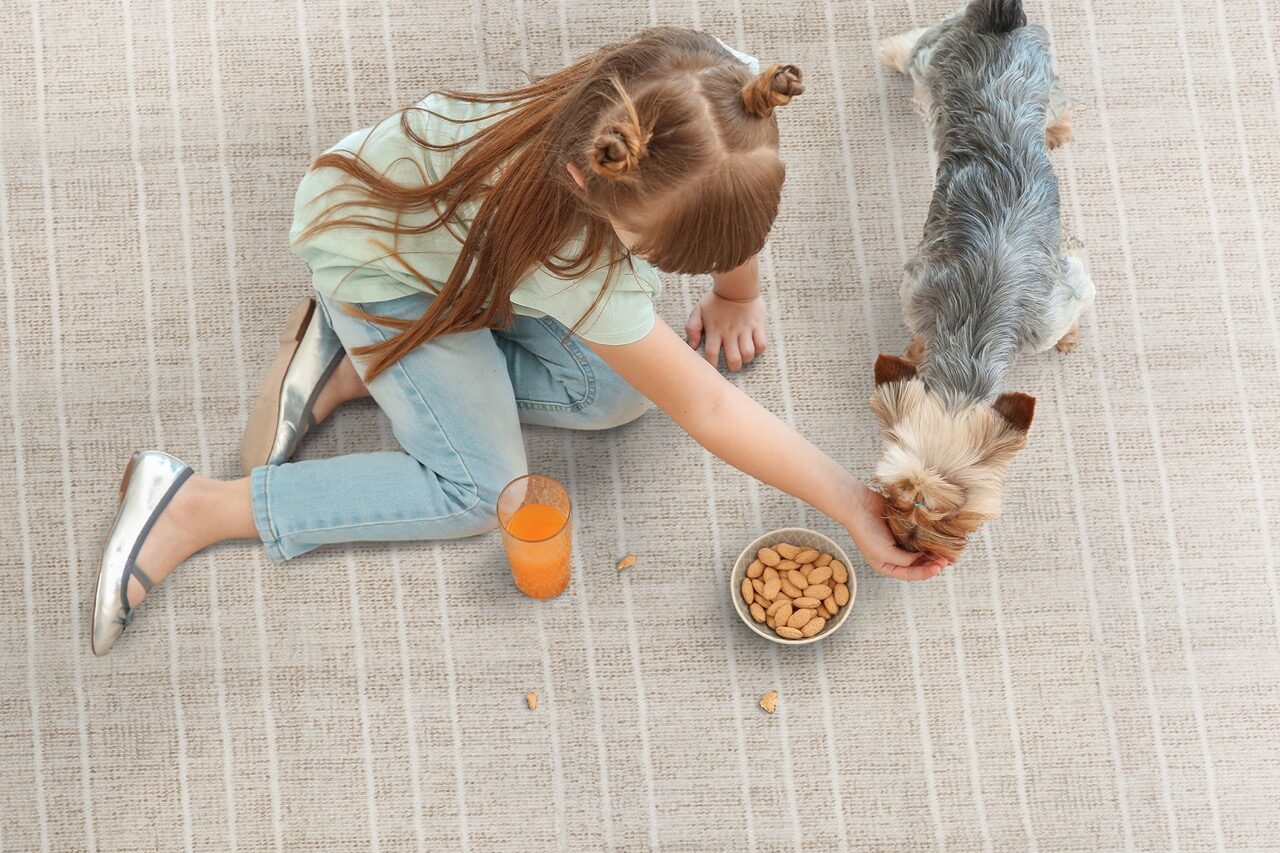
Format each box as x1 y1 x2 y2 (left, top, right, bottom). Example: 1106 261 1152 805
3 0 1279 850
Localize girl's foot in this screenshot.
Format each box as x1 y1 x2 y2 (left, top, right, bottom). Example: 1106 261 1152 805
93 451 259 656
241 298 363 474
308 353 369 426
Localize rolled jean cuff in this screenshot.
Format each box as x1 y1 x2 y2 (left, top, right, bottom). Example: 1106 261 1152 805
250 465 288 564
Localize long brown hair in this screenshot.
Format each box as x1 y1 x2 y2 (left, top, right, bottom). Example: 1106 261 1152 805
295 27 804 380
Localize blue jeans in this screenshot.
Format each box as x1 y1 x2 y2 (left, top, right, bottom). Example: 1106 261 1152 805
249 291 651 562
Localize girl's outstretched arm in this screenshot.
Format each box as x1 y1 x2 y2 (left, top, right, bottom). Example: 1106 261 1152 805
588 317 948 580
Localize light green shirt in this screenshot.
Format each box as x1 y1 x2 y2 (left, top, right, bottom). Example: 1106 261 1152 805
289 93 664 345
289 40 760 345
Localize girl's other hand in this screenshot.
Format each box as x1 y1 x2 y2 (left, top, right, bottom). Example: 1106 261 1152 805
685 291 768 372
845 484 949 581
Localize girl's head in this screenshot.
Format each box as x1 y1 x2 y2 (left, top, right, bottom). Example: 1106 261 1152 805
557 30 804 273
302 28 803 378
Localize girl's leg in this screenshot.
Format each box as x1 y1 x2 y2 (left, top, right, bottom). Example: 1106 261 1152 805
251 292 528 560
125 476 256 606
493 313 653 430
127 291 527 600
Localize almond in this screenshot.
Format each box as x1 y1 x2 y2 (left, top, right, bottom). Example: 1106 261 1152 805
752 578 766 595
741 578 754 605
763 567 780 585
776 626 803 639
830 560 848 583
776 543 800 560
805 584 832 601
754 594 771 609
762 577 782 600
794 548 820 564
757 547 781 567
780 580 803 599
750 602 766 623
767 615 776 629
792 597 821 609
526 691 538 711
616 554 636 570
746 559 764 579
808 565 833 586
834 583 850 606
777 559 800 573
786 569 807 589
760 690 779 713
801 616 826 637
775 601 793 627
788 608 815 629
823 597 839 617
815 552 833 567
766 598 788 616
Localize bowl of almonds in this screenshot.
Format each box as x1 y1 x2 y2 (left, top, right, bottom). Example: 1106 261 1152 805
731 527 856 645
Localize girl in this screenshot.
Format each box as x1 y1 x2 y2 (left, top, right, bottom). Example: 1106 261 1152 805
92 28 946 656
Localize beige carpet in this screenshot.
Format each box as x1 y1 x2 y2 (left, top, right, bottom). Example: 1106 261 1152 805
3 0 1279 849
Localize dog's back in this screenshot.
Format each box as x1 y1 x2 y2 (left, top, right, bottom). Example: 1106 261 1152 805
903 0 1067 405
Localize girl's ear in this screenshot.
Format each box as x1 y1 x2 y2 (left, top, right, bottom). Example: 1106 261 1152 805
566 162 586 188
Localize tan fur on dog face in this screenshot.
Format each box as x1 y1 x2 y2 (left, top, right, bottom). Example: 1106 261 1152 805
870 378 1031 560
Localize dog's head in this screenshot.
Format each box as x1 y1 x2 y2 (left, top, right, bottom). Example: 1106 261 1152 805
868 354 1035 561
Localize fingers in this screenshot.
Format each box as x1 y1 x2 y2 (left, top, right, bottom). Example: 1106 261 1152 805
738 332 756 366
685 308 704 349
752 325 768 356
877 560 945 581
723 337 743 372
704 331 722 368
880 541 929 568
867 543 948 581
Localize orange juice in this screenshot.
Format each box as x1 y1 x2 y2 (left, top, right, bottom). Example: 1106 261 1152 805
503 502 571 599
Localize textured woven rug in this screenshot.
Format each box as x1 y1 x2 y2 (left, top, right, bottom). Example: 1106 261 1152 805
3 0 1279 850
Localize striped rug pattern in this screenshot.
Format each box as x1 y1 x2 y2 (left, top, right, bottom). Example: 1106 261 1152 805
2 0 1278 849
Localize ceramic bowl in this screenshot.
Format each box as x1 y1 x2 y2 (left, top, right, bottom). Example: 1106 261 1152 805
730 526 857 645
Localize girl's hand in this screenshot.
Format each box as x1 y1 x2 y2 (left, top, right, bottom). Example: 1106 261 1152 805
685 291 768 372
844 484 949 581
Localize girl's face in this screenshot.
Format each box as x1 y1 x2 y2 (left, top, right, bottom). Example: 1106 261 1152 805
566 162 646 256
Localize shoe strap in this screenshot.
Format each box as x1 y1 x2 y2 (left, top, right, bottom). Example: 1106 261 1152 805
127 560 155 593
119 466 192 613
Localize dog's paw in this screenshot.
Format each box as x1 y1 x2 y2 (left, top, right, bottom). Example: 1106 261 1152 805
1046 109 1075 150
1054 325 1080 354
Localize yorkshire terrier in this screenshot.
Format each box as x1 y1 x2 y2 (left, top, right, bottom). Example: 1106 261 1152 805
870 0 1095 561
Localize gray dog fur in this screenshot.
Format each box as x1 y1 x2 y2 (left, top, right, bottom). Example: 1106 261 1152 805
892 0 1095 408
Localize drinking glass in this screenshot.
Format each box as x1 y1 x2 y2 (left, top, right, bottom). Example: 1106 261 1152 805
496 474 572 599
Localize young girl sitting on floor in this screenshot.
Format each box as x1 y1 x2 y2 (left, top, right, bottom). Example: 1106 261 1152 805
92 27 946 655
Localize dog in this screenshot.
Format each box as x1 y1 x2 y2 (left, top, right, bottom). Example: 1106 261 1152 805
869 0 1095 562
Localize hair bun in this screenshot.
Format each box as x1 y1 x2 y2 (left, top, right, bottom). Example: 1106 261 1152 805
741 63 805 118
590 122 649 179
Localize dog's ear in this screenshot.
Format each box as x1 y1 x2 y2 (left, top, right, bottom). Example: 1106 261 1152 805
875 354 919 386
992 392 1036 433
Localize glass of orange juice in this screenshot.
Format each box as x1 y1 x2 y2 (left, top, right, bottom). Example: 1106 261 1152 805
497 474 572 599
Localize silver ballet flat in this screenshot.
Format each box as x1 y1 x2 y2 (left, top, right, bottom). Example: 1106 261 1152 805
91 450 193 656
240 296 345 475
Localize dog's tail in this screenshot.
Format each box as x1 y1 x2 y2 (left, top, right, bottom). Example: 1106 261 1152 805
967 0 1027 33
